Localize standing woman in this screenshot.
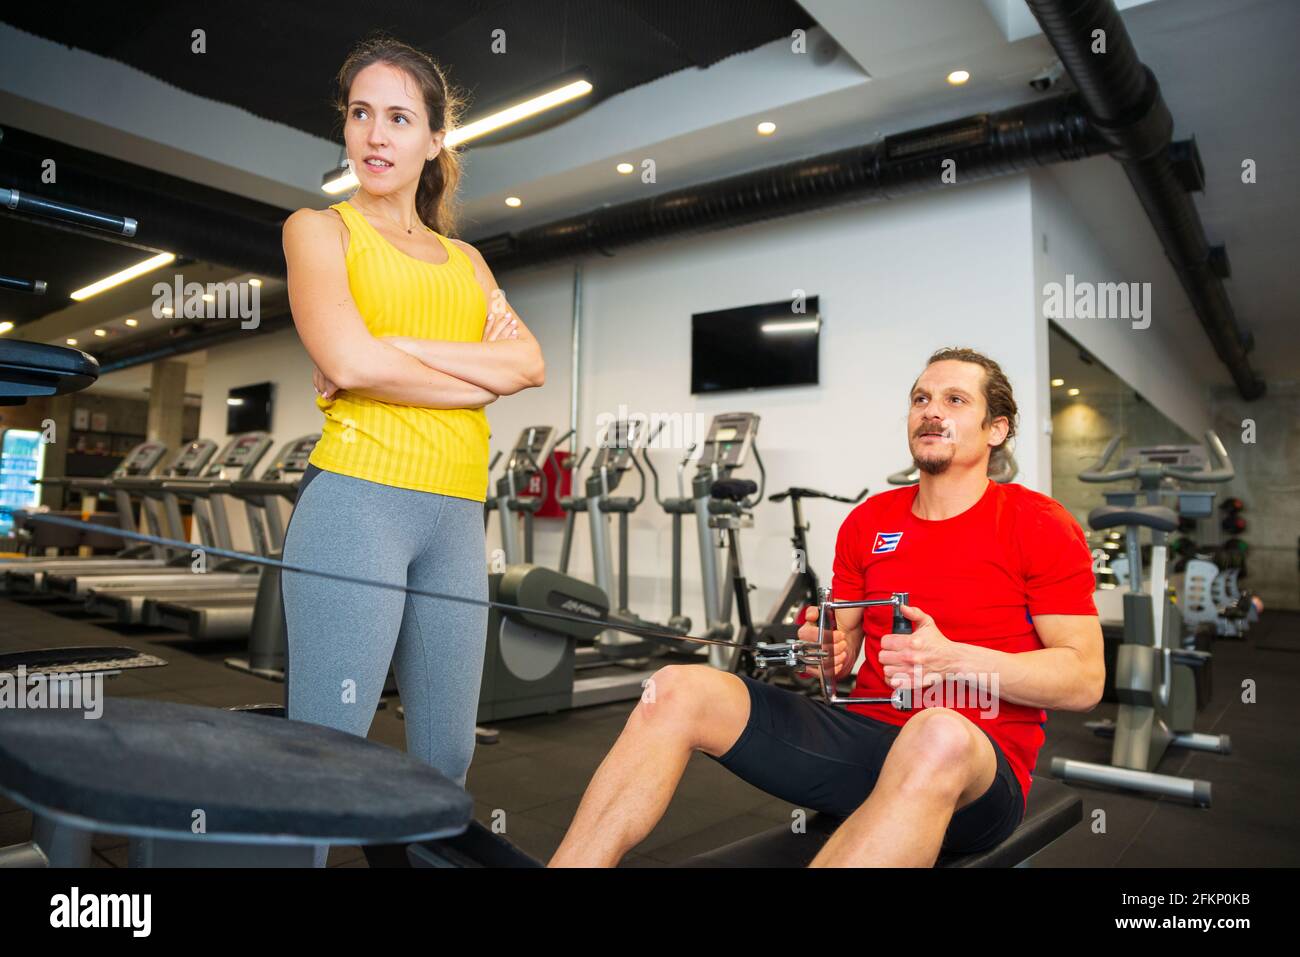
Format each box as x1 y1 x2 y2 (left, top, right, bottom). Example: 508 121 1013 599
281 36 545 800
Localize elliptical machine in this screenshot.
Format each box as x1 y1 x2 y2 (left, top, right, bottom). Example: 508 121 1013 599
477 425 667 721
556 417 690 660
1050 432 1234 806
484 425 560 568
752 485 867 646
654 412 765 671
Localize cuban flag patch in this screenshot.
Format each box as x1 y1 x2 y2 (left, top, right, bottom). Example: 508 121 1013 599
872 531 903 554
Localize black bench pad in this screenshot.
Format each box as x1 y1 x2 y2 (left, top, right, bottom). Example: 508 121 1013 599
0 698 472 844
683 776 1081 867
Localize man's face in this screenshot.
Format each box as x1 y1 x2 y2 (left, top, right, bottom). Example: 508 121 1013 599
908 360 1004 476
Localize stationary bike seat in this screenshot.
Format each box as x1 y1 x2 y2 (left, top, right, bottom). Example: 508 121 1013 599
711 479 757 502
1087 504 1178 533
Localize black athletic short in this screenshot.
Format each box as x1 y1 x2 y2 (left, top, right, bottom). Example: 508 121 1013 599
713 676 1025 855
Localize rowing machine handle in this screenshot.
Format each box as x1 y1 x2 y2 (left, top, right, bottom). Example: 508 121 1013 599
892 592 912 636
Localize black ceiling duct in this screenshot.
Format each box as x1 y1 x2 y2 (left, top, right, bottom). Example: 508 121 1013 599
474 93 1104 269
1024 0 1265 400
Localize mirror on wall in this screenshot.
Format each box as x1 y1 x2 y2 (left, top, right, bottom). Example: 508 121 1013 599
1048 324 1195 535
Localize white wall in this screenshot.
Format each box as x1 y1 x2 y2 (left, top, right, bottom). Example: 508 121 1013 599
490 175 1040 629
1031 166 1220 449
197 328 321 445
194 176 1043 631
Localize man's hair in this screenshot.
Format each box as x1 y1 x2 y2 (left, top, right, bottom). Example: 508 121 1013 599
923 348 1019 462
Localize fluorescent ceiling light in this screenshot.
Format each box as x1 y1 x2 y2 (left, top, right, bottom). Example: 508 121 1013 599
322 166 357 195
761 319 820 335
446 79 592 147
322 77 593 193
70 252 176 301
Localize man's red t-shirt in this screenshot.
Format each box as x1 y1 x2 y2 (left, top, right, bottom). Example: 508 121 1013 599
830 481 1097 807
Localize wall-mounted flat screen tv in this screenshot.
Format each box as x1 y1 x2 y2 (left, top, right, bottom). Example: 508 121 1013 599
691 297 820 394
227 382 273 434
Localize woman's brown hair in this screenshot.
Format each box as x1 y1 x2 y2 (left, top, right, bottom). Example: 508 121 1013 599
335 34 466 236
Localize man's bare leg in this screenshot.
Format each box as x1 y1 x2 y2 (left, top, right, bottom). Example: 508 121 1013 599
549 666 750 867
811 708 998 867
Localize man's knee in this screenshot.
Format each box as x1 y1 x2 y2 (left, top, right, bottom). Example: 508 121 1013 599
888 708 983 794
630 665 747 753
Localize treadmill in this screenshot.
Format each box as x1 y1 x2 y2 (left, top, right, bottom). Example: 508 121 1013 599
81 435 280 623
2 439 168 567
146 434 319 642
2 440 216 593
44 432 271 599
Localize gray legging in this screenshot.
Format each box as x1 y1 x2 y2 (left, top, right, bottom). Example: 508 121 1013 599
282 464 488 791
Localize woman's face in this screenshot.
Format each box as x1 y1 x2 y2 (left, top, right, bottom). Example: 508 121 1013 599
344 62 443 197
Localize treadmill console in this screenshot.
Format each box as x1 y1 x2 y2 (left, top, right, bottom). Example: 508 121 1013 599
202 432 272 479
261 435 320 480
165 439 218 477
116 441 169 477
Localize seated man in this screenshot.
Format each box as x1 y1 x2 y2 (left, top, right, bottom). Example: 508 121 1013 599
549 347 1104 868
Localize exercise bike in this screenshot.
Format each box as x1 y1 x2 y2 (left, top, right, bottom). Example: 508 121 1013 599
705 482 868 689
1051 432 1234 806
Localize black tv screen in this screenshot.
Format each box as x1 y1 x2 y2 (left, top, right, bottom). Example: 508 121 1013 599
226 382 273 434
691 297 820 394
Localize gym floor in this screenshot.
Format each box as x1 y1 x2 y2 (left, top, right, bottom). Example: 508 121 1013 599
2 595 1298 867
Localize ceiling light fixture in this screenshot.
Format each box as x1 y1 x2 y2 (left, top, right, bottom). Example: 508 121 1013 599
69 252 176 301
448 78 593 148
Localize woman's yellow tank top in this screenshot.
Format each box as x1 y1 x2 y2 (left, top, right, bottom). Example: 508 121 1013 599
307 200 491 501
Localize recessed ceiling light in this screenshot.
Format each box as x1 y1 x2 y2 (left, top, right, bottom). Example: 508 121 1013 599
616 162 634 175
94 329 107 337
756 121 776 136
0 321 14 335
1067 388 1080 396
504 196 522 208
66 338 78 346
161 307 174 316
125 318 139 327
249 278 263 288
1051 378 1065 387
201 293 215 303
947 70 971 85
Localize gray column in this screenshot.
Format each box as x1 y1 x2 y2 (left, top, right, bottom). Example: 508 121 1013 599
146 361 188 449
